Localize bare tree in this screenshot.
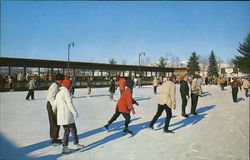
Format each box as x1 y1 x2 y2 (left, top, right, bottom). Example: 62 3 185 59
199 55 209 77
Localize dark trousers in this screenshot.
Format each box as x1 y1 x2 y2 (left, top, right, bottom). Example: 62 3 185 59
47 102 60 140
108 110 131 128
70 87 75 95
150 104 172 130
26 89 34 99
244 88 249 97
181 95 188 114
232 88 239 102
110 92 114 99
153 86 157 94
191 93 199 113
220 84 224 90
62 123 79 146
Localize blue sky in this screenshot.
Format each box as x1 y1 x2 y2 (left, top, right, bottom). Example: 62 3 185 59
1 1 249 65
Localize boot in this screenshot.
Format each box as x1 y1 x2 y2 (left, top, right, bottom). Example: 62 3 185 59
62 146 72 154
73 144 85 150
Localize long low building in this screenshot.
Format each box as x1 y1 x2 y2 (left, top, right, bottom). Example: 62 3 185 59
0 57 187 91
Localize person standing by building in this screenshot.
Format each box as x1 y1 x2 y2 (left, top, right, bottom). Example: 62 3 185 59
8 76 14 92
25 76 36 100
46 74 65 145
149 75 177 133
109 77 116 101
116 77 126 96
70 76 77 96
87 76 93 97
218 77 225 91
153 76 159 94
190 76 200 115
230 77 242 103
242 78 250 98
53 79 84 154
180 75 189 117
104 86 139 135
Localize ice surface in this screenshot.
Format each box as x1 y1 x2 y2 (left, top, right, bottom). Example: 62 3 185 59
0 85 249 160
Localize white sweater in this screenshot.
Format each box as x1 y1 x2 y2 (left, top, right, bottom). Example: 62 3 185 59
157 81 176 108
53 87 78 125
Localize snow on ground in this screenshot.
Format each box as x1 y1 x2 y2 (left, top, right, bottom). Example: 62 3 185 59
0 84 249 160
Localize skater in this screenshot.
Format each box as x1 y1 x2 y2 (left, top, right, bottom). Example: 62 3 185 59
53 79 84 154
138 77 143 88
218 77 225 91
180 75 189 117
153 76 159 94
190 75 200 115
149 75 177 133
46 73 64 145
104 86 139 135
230 77 242 103
109 77 116 101
8 76 14 92
87 77 93 97
26 76 36 100
70 76 77 96
116 76 126 96
242 78 250 98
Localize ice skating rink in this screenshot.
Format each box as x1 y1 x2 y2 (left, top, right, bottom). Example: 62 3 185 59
0 85 249 160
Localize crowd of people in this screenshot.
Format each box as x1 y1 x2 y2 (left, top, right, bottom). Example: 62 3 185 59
1 71 249 154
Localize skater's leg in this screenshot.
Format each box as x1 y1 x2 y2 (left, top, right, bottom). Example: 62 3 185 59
26 90 31 99
121 113 131 128
69 123 79 145
163 106 172 131
181 95 187 115
108 111 121 125
31 89 34 99
62 125 71 146
150 104 164 127
191 93 198 114
47 102 60 142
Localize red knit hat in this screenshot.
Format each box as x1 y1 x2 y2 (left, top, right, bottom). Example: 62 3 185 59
62 79 71 89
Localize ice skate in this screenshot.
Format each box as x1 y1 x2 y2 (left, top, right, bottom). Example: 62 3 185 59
73 144 85 150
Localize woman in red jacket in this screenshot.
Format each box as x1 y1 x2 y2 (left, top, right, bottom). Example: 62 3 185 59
104 87 138 135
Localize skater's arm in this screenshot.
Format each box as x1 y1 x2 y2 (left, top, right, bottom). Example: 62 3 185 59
63 89 78 117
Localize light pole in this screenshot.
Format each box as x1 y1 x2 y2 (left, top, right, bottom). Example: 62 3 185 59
67 42 75 77
139 52 145 77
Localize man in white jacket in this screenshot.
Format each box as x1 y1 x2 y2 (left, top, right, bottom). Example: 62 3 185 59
242 78 250 98
46 74 64 145
54 79 84 154
149 75 177 133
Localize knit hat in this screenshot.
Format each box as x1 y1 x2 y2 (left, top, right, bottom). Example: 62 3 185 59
62 79 71 89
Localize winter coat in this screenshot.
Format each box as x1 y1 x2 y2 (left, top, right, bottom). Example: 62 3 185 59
157 81 176 108
153 78 159 86
191 79 200 95
53 86 78 125
109 80 116 93
116 88 133 114
180 81 189 97
71 80 77 87
242 79 250 89
230 80 242 89
28 79 36 90
116 78 126 91
47 82 61 110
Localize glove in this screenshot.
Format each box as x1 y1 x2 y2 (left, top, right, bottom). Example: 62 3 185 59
131 109 136 115
186 95 190 100
135 102 139 106
172 105 176 110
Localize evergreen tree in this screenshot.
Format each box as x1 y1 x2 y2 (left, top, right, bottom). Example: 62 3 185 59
158 57 166 68
233 33 250 73
187 52 200 76
207 50 219 78
109 58 117 64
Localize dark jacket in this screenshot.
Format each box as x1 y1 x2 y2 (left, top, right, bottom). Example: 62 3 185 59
180 81 189 97
109 79 116 93
87 80 93 88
